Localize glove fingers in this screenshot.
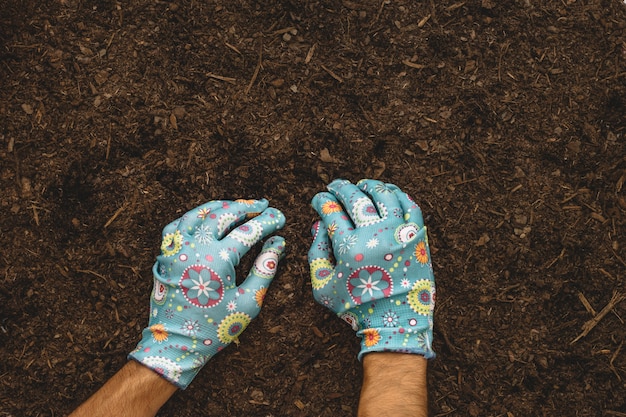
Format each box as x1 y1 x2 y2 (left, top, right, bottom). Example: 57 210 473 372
172 200 237 236
307 220 334 263
237 236 286 313
175 199 269 239
311 191 355 231
220 207 286 266
326 179 386 228
308 220 336 296
387 184 425 227
356 179 402 222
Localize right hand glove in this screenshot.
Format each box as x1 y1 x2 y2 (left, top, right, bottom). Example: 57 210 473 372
308 179 435 360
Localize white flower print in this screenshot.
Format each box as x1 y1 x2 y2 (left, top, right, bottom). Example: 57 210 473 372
356 275 383 298
366 238 379 249
374 183 392 193
338 234 358 255
194 224 214 244
181 319 200 337
189 272 220 301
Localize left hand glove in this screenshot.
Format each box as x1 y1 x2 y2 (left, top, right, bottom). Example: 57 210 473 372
129 199 286 389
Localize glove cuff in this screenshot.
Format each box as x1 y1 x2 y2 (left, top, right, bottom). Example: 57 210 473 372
356 327 435 361
128 326 211 390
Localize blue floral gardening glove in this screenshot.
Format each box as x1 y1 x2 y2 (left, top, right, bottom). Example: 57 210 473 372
308 179 435 360
129 199 286 389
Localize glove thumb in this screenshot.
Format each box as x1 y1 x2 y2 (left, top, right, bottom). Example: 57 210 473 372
239 236 286 299
308 220 337 296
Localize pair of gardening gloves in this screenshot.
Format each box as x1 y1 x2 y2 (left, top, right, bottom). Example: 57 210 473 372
129 179 436 389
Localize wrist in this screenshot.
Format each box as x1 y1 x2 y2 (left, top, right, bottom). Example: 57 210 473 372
129 323 209 389
359 352 428 417
69 361 178 417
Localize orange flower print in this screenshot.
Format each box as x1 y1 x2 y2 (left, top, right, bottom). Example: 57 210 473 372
233 200 259 217
362 328 381 347
150 323 169 343
235 199 256 205
327 222 338 238
415 241 429 264
321 200 342 215
254 287 267 307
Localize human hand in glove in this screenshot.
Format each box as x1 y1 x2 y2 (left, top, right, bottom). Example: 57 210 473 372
308 179 435 360
129 199 286 389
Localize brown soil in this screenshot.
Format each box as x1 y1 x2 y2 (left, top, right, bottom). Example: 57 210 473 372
2 1 626 416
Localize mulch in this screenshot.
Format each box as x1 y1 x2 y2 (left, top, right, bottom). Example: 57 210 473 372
1 1 626 416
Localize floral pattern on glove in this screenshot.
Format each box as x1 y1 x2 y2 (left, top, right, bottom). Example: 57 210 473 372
129 199 286 389
308 179 435 360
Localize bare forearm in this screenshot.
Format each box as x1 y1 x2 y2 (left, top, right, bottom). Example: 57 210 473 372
358 353 428 417
69 360 178 417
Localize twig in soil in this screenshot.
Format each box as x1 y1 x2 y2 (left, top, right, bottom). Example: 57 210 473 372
611 248 626 268
118 264 142 280
106 30 119 52
418 14 431 28
571 291 626 344
609 340 623 381
601 72 626 81
7 43 43 48
369 0 387 27
271 27 296 36
357 103 379 131
599 268 617 281
428 0 438 23
106 123 112 160
544 247 566 269
321 65 344 83
445 2 465 12
577 292 597 316
402 59 426 69
77 269 108 283
496 283 521 302
30 204 40 226
497 41 510 82
245 42 263 95
453 177 478 186
225 42 242 55
305 43 316 64
206 72 236 84
104 203 127 228
607 411 626 417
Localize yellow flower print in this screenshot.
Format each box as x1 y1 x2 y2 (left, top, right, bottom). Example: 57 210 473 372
407 279 433 315
150 323 169 343
217 312 251 344
321 200 342 215
414 241 429 264
362 328 381 347
254 287 267 307
161 230 183 256
310 258 334 290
